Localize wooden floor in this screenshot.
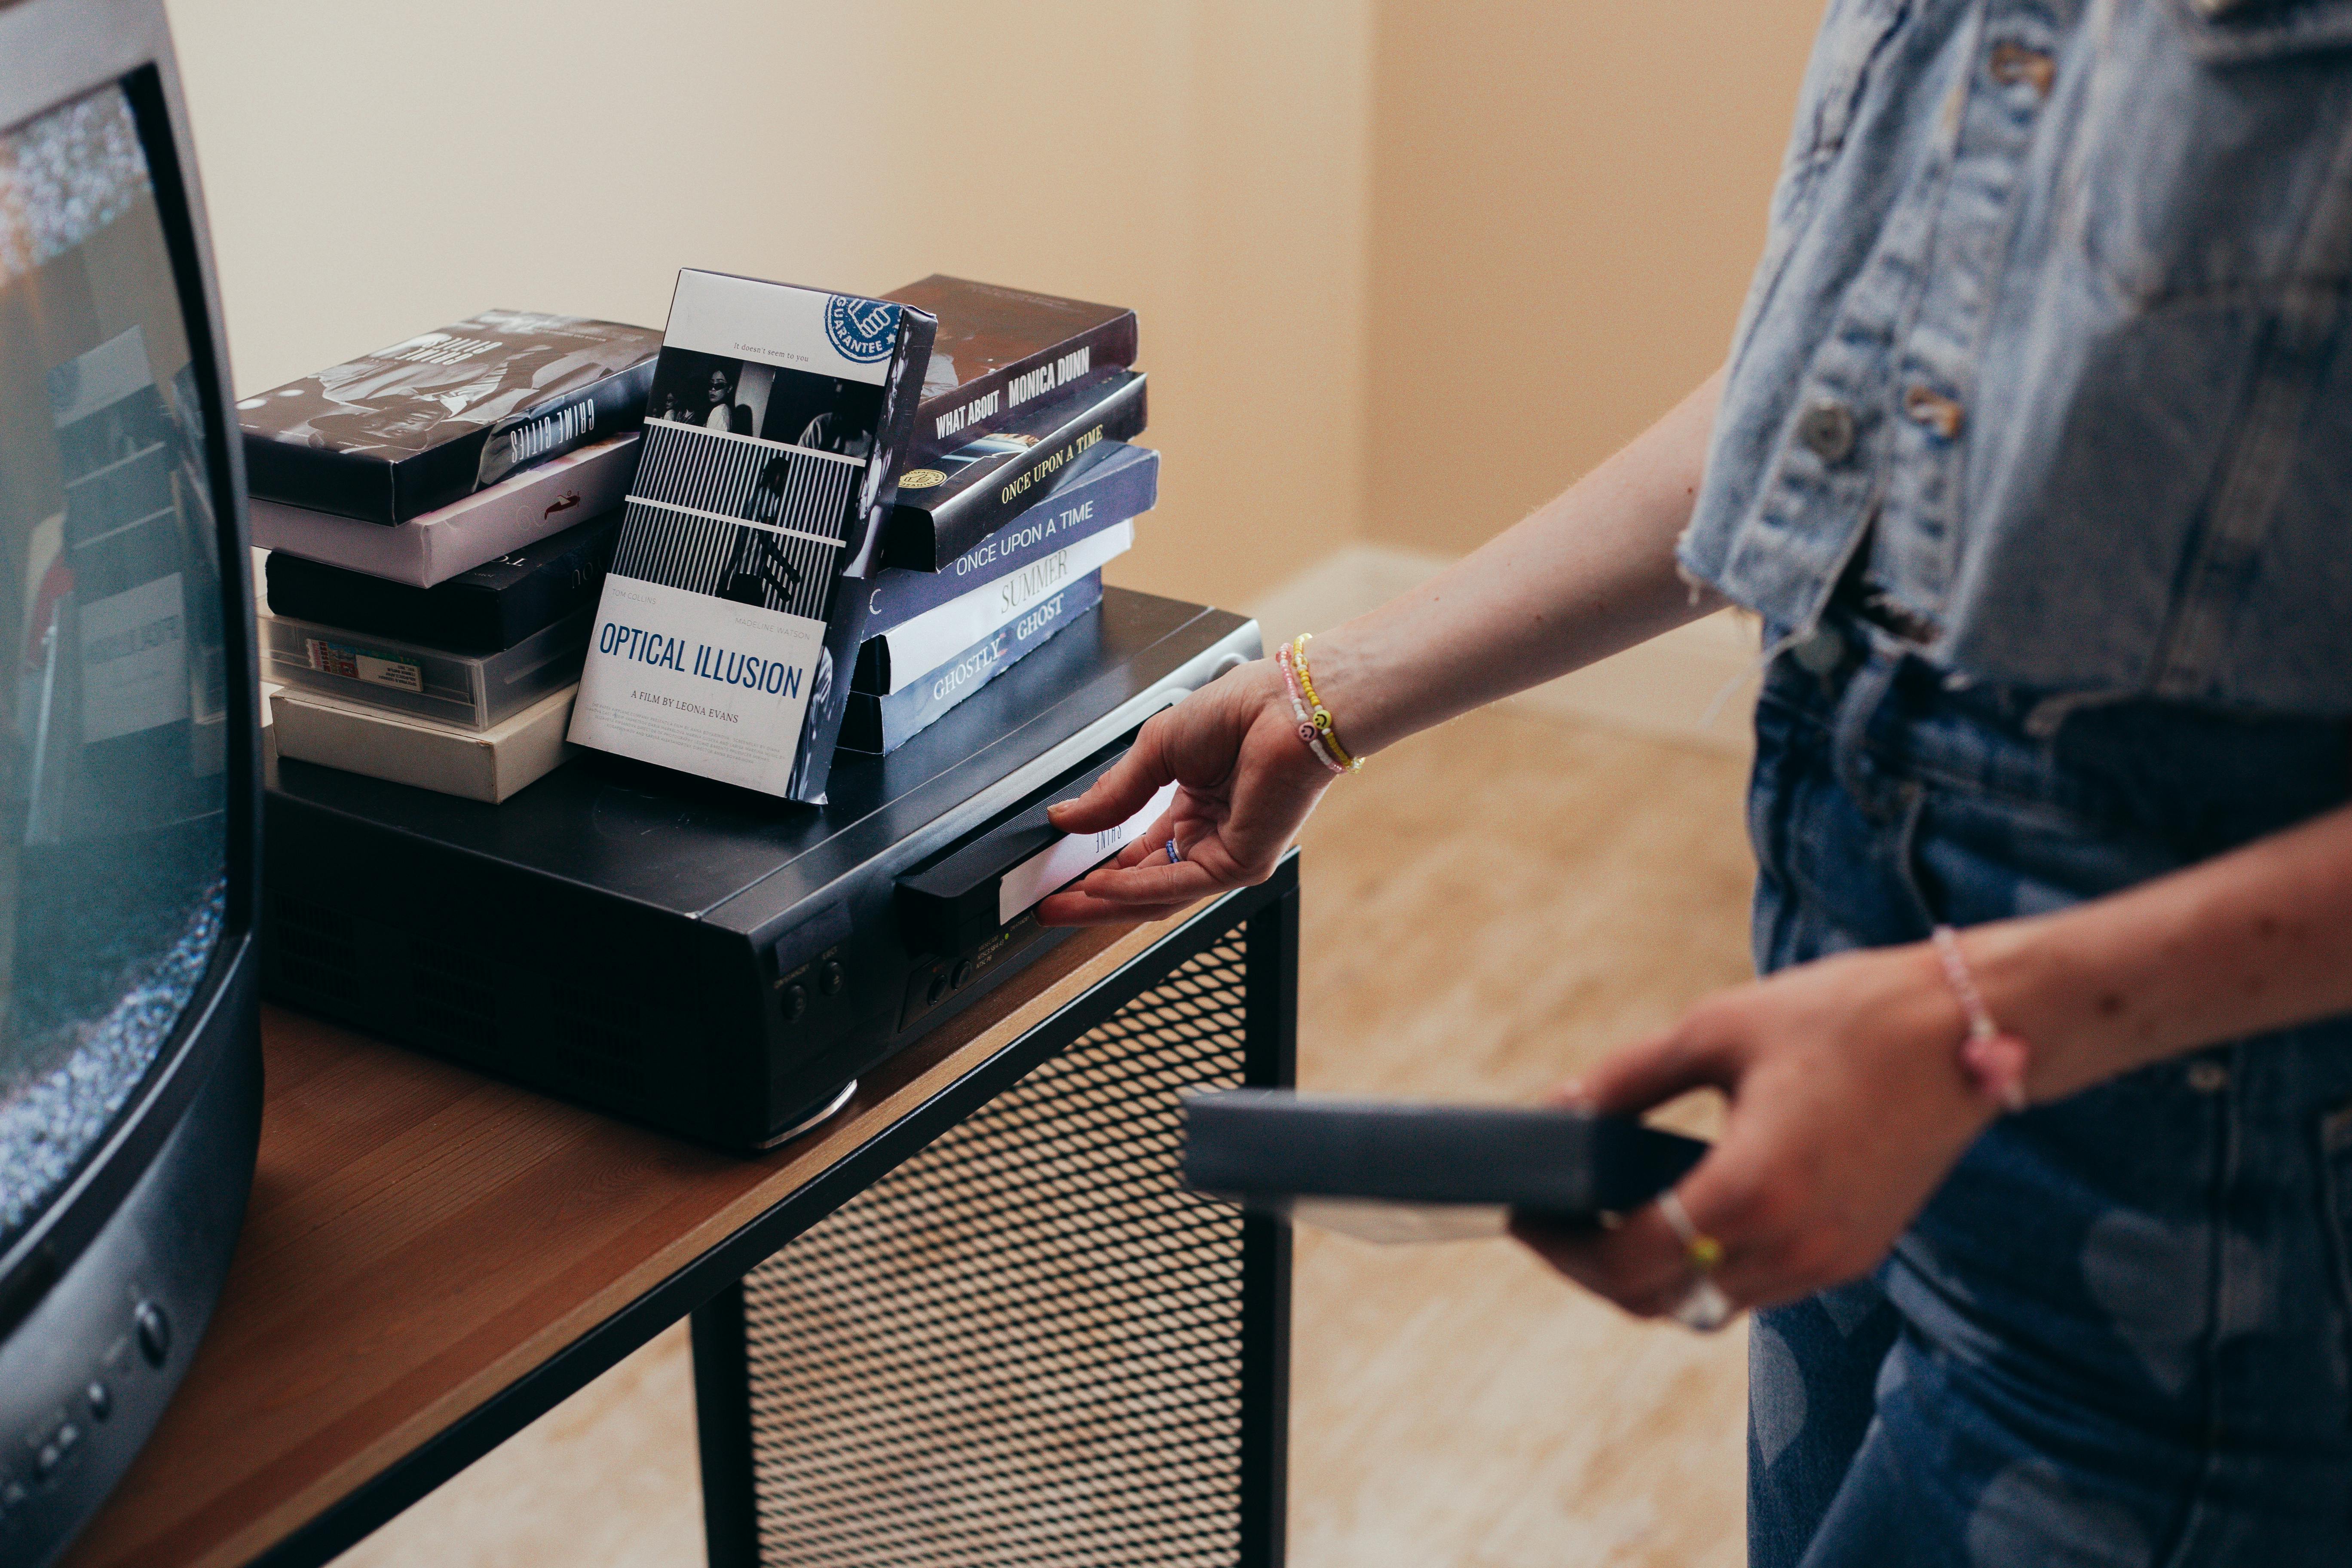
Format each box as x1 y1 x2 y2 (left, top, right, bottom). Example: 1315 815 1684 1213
331 706 1758 1568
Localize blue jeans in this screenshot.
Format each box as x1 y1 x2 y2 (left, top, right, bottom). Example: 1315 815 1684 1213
1746 617 2352 1567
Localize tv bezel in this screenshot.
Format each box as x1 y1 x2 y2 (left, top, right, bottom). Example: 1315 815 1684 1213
0 0 264 1339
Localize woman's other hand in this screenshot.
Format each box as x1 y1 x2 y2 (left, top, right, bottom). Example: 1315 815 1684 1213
1035 658 1336 925
1512 943 1997 1320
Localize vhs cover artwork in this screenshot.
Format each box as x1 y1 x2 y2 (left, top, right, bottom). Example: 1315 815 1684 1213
880 275 1137 460
567 270 936 803
238 310 661 523
861 440 1156 640
882 367 1147 570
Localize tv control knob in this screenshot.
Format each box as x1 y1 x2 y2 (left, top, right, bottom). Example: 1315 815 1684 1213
780 983 808 1022
951 959 974 990
86 1381 111 1421
818 959 845 997
926 971 949 1006
135 1300 171 1366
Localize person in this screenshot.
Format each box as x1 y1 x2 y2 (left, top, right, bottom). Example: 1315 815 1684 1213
1040 7 2352 1563
761 377 876 459
701 365 750 435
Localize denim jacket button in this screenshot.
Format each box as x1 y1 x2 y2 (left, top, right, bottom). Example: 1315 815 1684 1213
2187 1060 2230 1093
1797 398 1858 463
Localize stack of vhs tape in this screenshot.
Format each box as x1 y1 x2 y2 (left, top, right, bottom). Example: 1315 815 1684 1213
567 273 1156 803
252 282 1157 806
846 275 1152 756
240 311 660 800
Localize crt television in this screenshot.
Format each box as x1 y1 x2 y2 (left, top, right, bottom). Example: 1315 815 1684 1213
0 0 265 1562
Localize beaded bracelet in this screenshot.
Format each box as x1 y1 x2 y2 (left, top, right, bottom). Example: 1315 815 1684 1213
1289 633 1363 772
1930 925 2032 1114
1274 641 1346 775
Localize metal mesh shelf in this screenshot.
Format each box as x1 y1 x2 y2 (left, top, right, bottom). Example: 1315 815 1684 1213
716 923 1283 1567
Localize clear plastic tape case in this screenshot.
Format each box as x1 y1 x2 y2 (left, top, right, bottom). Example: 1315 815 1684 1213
259 607 591 731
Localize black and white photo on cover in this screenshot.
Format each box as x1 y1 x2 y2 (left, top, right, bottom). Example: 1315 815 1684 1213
608 499 839 622
633 420 862 542
644 350 881 457
624 345 900 625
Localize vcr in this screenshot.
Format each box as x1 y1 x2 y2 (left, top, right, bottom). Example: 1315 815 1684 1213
260 588 1258 1152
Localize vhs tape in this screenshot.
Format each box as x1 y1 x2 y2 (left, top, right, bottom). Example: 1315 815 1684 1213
839 572 1102 755
271 683 578 804
861 441 1154 643
265 508 619 653
568 270 937 803
882 276 1137 462
853 521 1131 695
882 369 1147 570
248 432 641 588
1182 1091 1709 1243
239 310 659 523
260 606 589 731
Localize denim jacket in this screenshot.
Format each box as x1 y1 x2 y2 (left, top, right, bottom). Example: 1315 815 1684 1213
1679 0 2352 714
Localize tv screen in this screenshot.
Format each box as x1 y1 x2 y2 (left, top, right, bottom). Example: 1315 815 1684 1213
0 80 234 1250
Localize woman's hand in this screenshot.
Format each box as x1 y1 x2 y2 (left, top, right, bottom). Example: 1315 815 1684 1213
1035 658 1335 926
1027 369 1732 929
1512 942 1997 1320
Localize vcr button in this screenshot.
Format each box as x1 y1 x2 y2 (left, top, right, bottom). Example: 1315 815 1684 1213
35 1421 79 1477
135 1299 170 1366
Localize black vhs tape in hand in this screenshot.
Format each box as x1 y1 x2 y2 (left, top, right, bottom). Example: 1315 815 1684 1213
1181 1089 1706 1243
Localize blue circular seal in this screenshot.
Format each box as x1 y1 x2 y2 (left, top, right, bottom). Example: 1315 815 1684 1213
825 296 897 363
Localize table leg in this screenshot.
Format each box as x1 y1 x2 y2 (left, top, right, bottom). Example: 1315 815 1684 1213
689 1281 760 1568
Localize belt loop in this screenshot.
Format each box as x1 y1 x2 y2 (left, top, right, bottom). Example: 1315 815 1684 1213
1890 781 1938 938
1831 637 1903 821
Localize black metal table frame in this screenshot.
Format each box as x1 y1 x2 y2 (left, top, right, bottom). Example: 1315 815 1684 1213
250 856 1299 1568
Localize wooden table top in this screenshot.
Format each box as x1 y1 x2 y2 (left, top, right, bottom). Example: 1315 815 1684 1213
64 917 1174 1568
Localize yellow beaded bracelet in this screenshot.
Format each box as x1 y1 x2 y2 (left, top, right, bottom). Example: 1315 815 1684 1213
1290 634 1363 771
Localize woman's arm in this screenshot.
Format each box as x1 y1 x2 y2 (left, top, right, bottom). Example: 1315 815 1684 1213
1036 368 1728 925
1273 365 1730 757
1519 795 2352 1318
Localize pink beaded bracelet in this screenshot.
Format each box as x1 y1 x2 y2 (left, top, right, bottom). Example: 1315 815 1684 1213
1274 642 1345 775
1930 925 2032 1114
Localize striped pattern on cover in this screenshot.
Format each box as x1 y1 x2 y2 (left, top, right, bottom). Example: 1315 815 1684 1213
637 419 859 541
609 499 840 621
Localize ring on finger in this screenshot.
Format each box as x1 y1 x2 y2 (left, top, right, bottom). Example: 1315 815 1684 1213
1657 1189 1734 1333
1657 1189 1724 1273
1164 837 1182 864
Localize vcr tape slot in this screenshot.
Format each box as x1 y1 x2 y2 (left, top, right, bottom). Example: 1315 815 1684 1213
892 727 1170 1030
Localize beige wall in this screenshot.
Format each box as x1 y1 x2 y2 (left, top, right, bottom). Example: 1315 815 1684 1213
1365 2 1822 554
162 2 1822 605
161 0 1372 611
